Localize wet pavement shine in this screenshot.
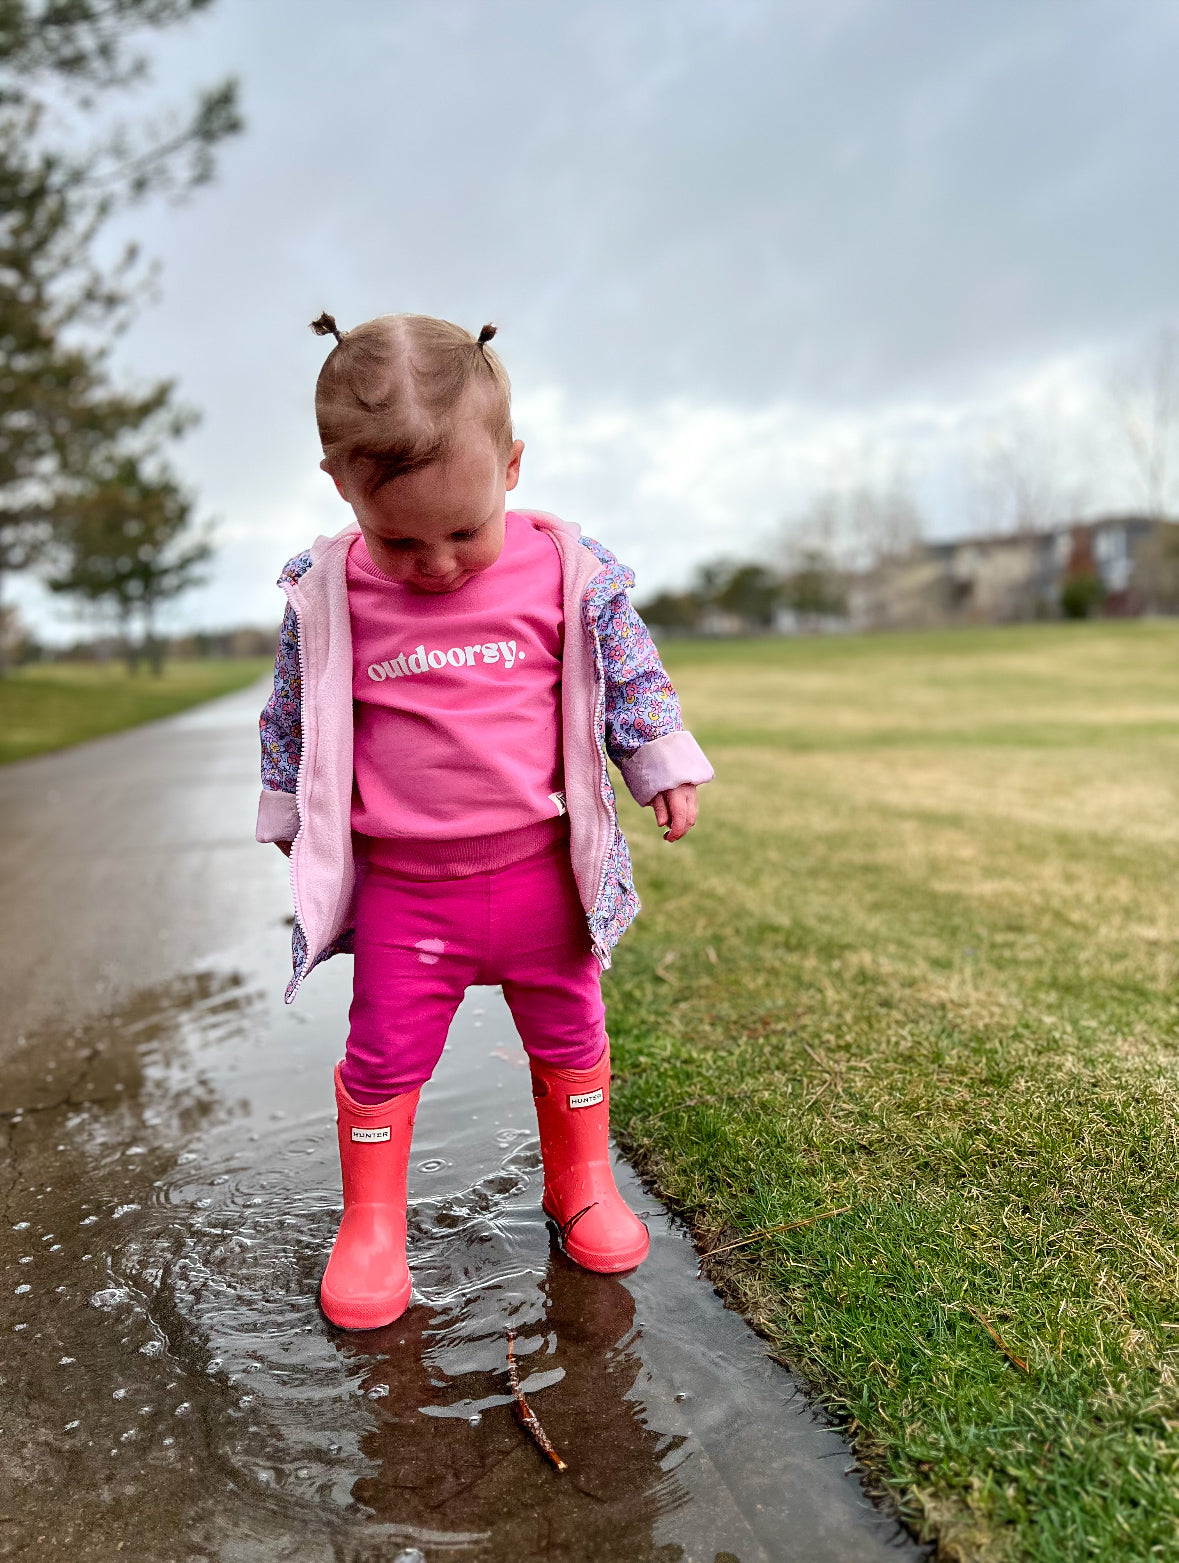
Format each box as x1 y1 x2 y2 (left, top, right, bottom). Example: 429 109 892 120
0 683 926 1562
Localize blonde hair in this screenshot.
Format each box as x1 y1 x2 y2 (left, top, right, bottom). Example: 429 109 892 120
310 312 513 491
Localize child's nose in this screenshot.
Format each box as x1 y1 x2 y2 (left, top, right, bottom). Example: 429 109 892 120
415 548 454 578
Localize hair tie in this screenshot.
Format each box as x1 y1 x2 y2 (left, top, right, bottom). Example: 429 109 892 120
476 322 497 353
310 312 344 345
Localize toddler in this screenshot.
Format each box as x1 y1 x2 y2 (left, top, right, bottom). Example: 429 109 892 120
256 313 713 1330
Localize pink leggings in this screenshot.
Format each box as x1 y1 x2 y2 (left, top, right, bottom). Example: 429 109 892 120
341 838 606 1102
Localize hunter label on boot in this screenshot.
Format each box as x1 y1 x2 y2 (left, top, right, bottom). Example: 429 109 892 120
568 1089 604 1110
352 1126 391 1142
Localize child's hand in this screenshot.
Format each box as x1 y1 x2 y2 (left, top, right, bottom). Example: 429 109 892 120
651 784 697 842
275 840 293 858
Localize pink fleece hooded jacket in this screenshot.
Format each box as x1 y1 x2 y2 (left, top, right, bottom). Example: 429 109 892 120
257 511 713 1001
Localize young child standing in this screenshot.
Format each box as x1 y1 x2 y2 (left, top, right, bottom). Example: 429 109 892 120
256 313 713 1330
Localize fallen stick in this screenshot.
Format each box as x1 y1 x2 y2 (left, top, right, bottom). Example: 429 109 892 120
506 1328 567 1472
964 1304 1030 1374
699 1206 851 1266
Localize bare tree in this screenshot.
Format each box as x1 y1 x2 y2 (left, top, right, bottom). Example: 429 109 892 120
780 470 923 574
962 411 1088 539
1110 326 1179 521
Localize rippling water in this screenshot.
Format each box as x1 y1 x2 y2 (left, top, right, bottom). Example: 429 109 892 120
2 921 918 1562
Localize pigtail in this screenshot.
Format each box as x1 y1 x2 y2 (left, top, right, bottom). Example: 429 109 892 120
476 322 497 357
310 312 344 345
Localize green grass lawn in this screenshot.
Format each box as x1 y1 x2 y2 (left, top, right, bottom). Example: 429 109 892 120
0 658 273 763
605 621 1179 1563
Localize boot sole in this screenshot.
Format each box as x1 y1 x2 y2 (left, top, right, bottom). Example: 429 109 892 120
319 1274 412 1331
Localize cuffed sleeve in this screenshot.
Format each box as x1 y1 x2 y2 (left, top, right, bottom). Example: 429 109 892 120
256 787 299 843
617 730 714 806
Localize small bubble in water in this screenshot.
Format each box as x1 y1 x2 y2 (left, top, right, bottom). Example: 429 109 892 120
112 1388 128 1400
12 1222 29 1230
49 1244 62 1253
674 1391 690 1402
112 1204 140 1219
393 1551 427 1563
65 1420 80 1430
18 1256 33 1264
13 1323 27 1331
174 1402 191 1416
80 1216 98 1226
140 1340 163 1357
366 1384 389 1399
162 1436 175 1447
59 1356 75 1366
120 1428 136 1442
14 1284 30 1295
468 1413 482 1427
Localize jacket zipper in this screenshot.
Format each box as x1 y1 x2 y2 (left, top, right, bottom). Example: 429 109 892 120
587 605 616 966
282 577 312 997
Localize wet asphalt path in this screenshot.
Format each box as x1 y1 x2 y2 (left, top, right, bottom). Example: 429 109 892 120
0 683 926 1561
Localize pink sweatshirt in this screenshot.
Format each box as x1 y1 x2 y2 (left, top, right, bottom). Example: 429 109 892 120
346 513 566 841
256 511 715 998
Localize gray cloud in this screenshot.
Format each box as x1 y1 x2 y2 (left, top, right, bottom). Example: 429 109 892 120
15 0 1179 634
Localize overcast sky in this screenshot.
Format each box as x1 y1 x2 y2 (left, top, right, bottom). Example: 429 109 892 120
15 0 1179 637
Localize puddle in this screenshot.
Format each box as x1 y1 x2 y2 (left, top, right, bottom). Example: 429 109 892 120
0 684 926 1561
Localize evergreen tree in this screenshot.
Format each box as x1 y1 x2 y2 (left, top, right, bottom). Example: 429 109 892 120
0 1 241 669
45 454 210 671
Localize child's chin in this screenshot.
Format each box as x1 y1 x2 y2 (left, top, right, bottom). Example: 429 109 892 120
407 575 468 594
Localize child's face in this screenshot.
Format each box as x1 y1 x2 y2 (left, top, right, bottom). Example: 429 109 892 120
332 421 525 594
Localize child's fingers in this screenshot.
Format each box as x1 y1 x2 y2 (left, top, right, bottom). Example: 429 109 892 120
652 792 670 827
663 786 698 842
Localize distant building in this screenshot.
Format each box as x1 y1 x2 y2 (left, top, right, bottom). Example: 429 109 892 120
848 516 1178 631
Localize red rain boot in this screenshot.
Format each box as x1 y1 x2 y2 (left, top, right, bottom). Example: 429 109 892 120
320 1064 420 1330
530 1043 649 1273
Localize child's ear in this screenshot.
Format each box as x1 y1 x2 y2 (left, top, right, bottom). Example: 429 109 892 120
505 439 525 492
321 458 348 501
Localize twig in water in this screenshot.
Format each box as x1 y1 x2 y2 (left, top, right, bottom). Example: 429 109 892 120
505 1328 567 1471
699 1206 851 1268
964 1304 1030 1374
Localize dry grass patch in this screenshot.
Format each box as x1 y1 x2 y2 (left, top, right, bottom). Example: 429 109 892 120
605 622 1179 1561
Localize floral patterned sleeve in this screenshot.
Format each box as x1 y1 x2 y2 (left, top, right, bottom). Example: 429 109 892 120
599 590 685 763
578 538 685 764
259 601 302 794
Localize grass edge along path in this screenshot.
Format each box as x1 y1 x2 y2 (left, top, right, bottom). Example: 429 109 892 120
0 659 273 764
603 623 1179 1563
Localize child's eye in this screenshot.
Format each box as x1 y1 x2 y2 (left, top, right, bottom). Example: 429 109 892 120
451 526 481 541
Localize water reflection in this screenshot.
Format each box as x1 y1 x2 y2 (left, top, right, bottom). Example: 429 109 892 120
345 1247 687 1558
3 955 917 1561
